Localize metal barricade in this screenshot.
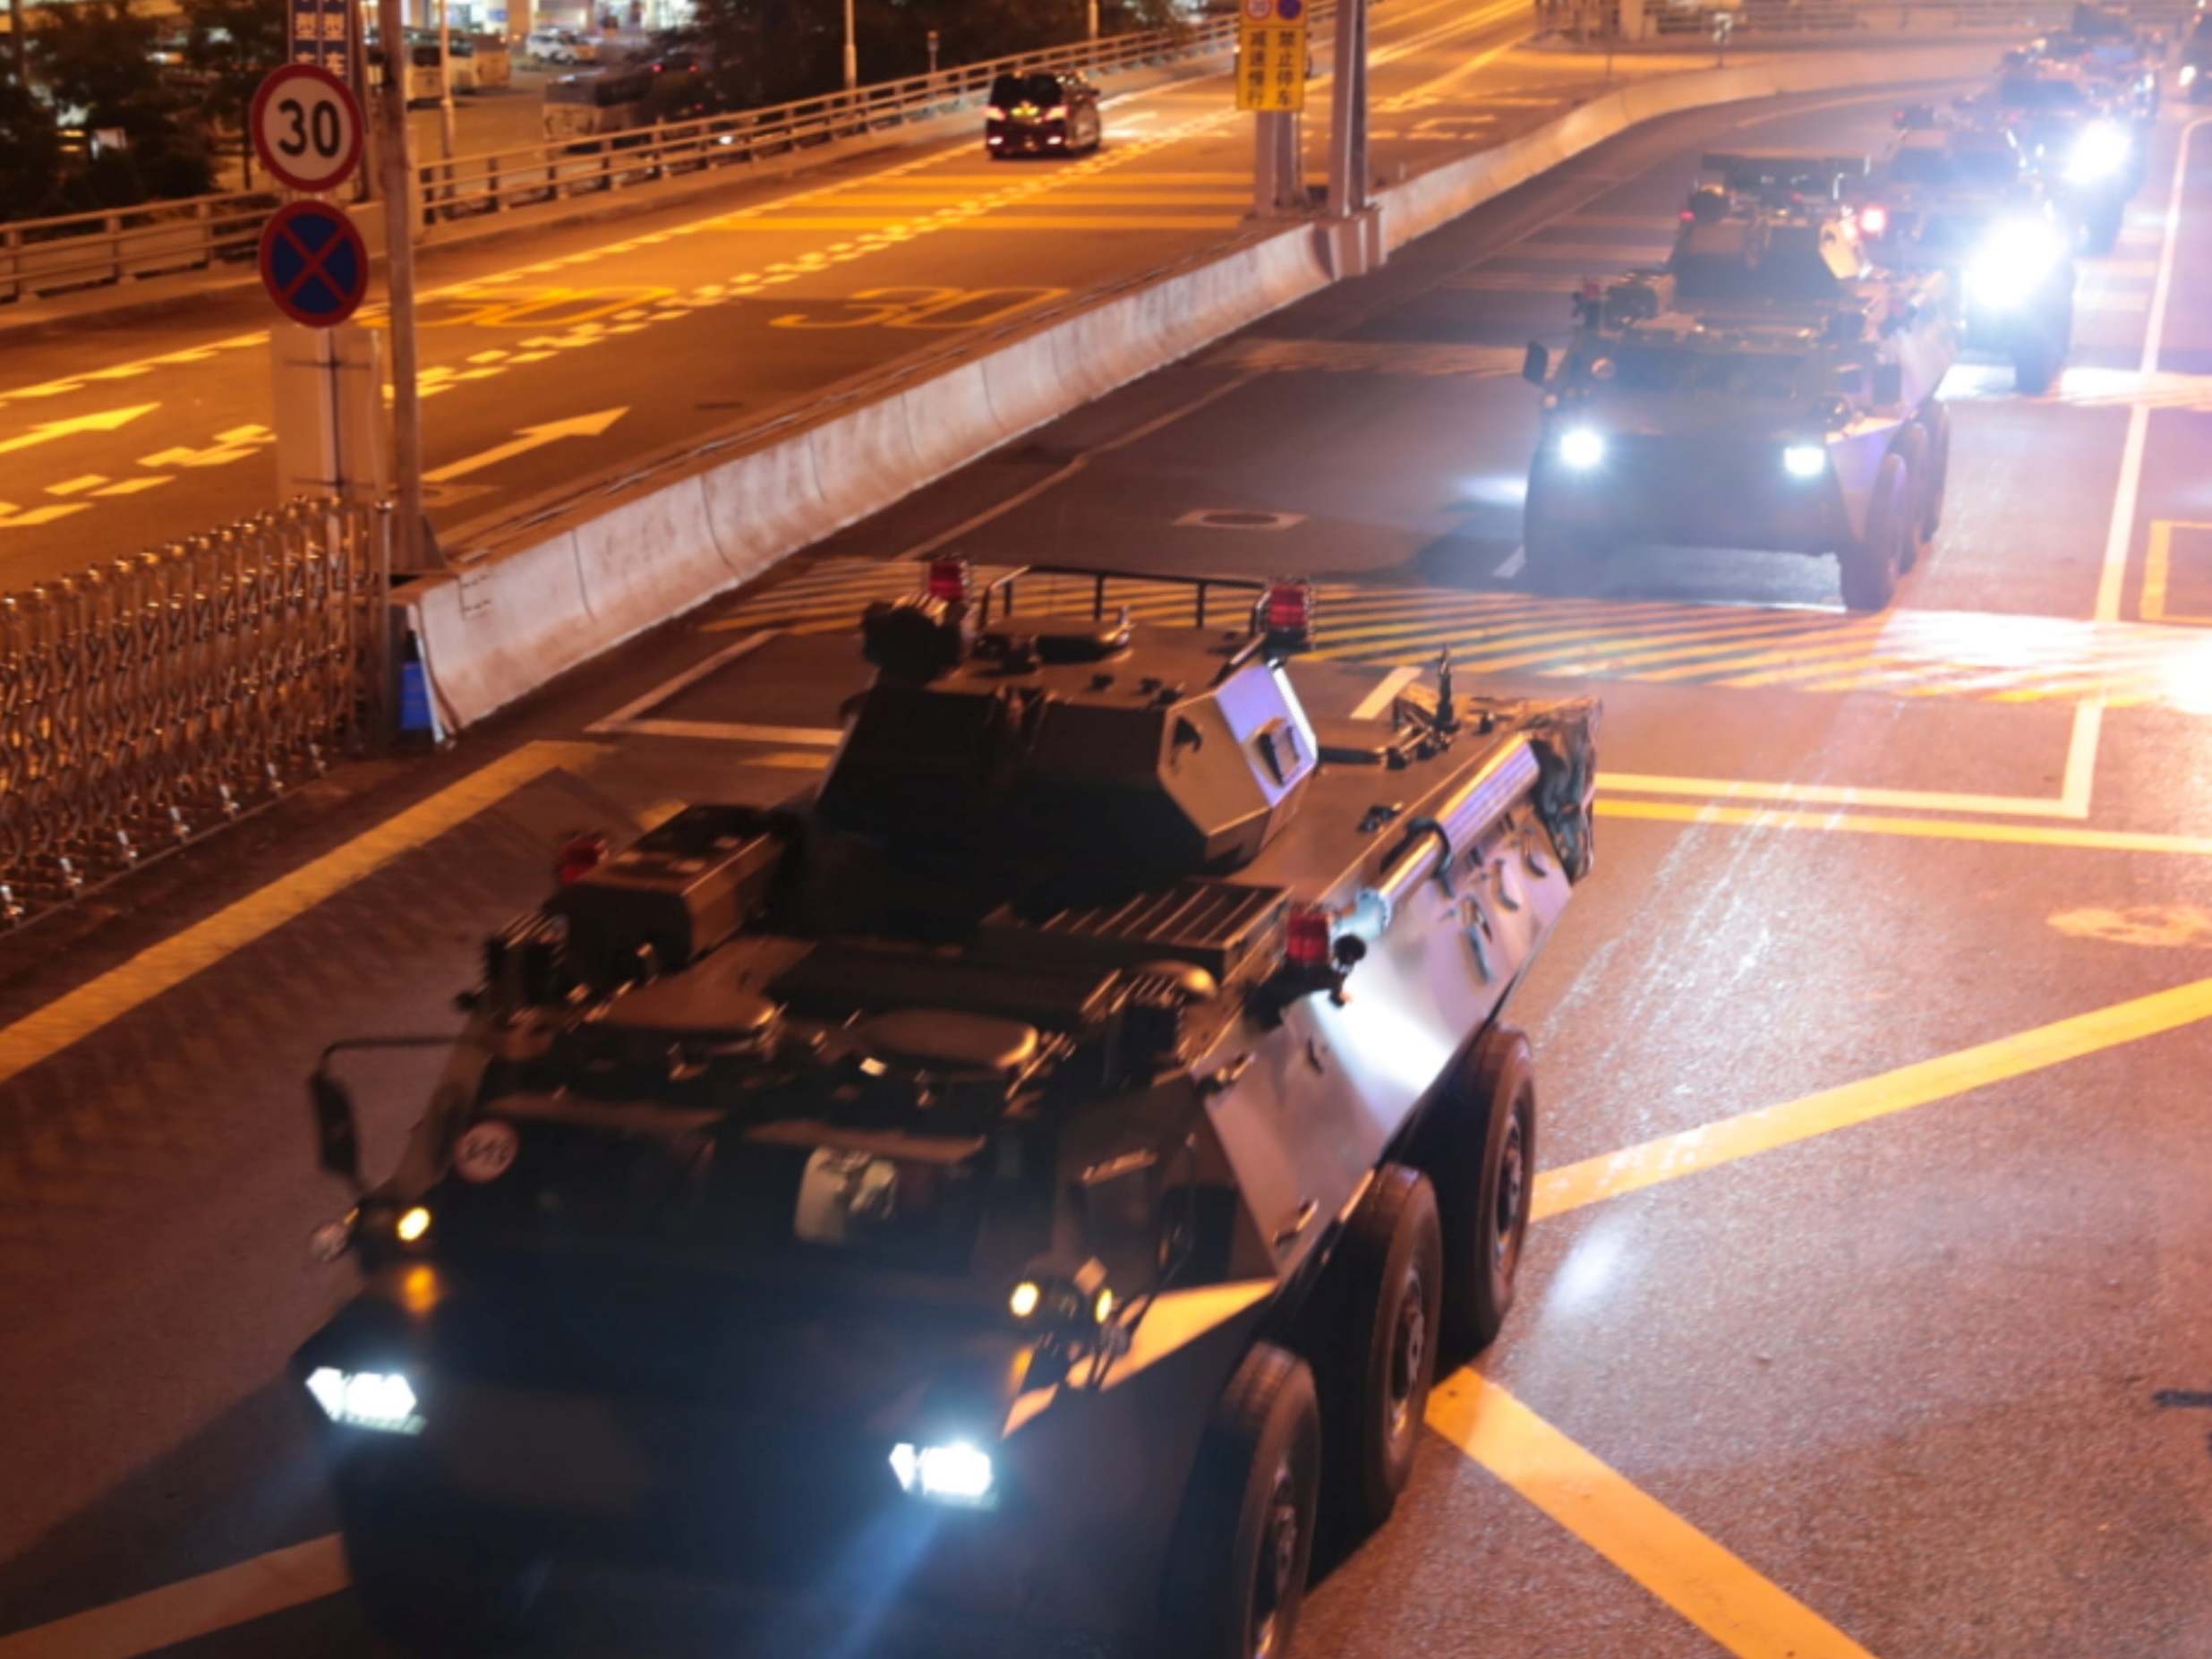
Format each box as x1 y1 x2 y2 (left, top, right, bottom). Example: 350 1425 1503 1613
0 498 389 922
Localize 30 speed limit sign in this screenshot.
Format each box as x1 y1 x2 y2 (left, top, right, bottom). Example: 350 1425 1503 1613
250 63 363 193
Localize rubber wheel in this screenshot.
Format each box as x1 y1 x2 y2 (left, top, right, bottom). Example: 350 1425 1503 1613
1918 400 1951 541
2014 331 2061 396
1889 425 1929 572
1328 1164 1443 1535
1424 1024 1537 1356
2084 198 2123 255
1522 466 1584 595
344 1512 547 1655
1838 452 1909 613
1161 1344 1322 1659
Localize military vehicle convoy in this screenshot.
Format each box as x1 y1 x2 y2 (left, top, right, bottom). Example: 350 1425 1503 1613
1857 115 2076 393
1520 152 1959 611
293 564 1600 1657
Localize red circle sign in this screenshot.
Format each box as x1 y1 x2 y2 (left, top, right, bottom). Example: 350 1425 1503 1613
250 64 363 194
257 199 370 328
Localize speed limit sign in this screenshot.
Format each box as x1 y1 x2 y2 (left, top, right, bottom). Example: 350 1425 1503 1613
250 63 363 193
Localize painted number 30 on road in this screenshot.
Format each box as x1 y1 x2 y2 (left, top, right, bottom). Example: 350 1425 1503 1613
250 63 363 193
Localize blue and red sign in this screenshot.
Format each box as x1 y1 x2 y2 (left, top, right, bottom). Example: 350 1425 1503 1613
258 199 369 328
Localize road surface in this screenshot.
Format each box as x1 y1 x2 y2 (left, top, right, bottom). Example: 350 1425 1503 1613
3 75 2211 1659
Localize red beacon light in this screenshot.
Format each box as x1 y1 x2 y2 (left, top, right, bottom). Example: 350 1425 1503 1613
1257 577 1315 652
555 831 608 885
925 557 970 606
1284 904 1332 973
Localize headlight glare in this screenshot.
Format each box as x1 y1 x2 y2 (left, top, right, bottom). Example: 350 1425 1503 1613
1558 426 1605 470
1782 444 1826 479
2182 64 2199 86
1967 217 2064 309
890 1440 995 1506
306 1367 424 1434
2065 121 2129 182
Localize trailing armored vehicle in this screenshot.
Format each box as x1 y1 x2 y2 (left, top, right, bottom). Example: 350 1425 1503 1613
1520 151 1959 611
1856 114 2075 392
293 564 1600 1658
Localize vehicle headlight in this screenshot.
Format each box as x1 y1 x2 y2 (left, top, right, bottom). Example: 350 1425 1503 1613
1557 426 1605 470
890 1440 995 1506
1782 443 1827 479
2182 64 2199 86
2065 121 2130 182
305 1367 424 1435
1967 218 2065 308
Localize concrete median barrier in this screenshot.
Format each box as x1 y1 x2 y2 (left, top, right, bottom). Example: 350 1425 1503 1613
412 41 1996 731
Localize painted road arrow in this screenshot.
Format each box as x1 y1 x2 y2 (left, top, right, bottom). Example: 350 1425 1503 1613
0 404 161 459
423 407 629 485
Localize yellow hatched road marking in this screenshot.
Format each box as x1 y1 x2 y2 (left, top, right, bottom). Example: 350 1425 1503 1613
0 1535 348 1659
1430 1375 1881 1659
2140 519 2212 625
1593 797 2212 856
1533 974 2212 1220
0 742 600 1092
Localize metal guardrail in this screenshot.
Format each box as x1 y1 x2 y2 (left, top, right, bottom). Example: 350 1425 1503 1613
0 11 1271 306
1646 0 2073 34
0 499 388 924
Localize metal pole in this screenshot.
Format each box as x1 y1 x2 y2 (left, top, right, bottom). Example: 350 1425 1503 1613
374 0 431 573
1088 0 1098 40
841 0 856 90
9 0 27 83
927 28 937 73
1326 0 1367 218
436 0 457 168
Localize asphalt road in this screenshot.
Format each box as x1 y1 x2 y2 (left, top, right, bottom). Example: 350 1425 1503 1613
4 75 2212 1659
2 4 1642 586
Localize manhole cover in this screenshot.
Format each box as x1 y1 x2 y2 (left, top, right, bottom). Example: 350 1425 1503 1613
1176 509 1308 531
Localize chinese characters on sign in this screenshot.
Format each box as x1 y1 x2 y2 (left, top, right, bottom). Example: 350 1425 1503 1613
1237 0 1307 112
291 0 351 82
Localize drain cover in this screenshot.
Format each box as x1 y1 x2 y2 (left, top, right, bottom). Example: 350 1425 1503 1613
1176 509 1308 531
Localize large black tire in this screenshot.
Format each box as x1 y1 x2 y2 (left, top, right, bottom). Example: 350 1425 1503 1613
344 1509 547 1655
1838 453 1910 613
2014 329 2063 396
1918 400 1951 541
1328 1164 1443 1535
1422 1025 1536 1356
1522 466 1585 595
1889 425 1929 573
2083 197 2124 256
1162 1344 1322 1659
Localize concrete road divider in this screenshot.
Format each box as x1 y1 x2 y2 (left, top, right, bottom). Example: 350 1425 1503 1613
411 43 1998 731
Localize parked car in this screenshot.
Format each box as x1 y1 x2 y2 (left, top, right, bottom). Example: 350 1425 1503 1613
525 26 599 64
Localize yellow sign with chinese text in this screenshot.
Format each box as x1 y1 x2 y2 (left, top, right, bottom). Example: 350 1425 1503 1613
1236 19 1308 112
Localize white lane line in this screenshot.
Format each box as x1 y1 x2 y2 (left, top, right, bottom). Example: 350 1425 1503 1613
2092 115 2206 625
585 629 775 732
1494 548 1527 579
1351 663 1422 718
0 1534 346 1659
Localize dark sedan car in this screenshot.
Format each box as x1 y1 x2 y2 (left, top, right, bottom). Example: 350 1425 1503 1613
985 71 1102 158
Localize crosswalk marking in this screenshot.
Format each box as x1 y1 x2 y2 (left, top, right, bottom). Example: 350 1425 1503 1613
695 559 2212 713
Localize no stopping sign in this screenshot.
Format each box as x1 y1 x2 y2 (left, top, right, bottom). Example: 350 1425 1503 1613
251 63 363 193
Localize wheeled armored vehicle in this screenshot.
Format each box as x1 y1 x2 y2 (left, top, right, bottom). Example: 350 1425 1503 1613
1519 152 1958 611
1857 115 2075 392
292 565 1600 1657
1976 66 2144 250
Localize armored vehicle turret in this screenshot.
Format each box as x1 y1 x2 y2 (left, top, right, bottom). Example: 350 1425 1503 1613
1519 150 1958 611
291 563 1600 1659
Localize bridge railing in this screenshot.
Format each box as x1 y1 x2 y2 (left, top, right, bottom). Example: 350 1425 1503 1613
0 10 1273 306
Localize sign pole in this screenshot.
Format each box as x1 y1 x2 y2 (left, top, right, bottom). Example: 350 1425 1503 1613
1326 0 1367 218
373 0 431 573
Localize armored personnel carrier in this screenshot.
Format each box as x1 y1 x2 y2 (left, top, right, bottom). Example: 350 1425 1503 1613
292 565 1599 1658
1519 151 1958 611
1856 115 2075 392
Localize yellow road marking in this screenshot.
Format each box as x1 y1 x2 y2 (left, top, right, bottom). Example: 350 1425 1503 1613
2140 519 2212 625
1592 797 2212 855
0 742 600 1093
1430 1375 1880 1659
1533 974 2212 1220
0 1535 347 1659
714 214 1245 231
